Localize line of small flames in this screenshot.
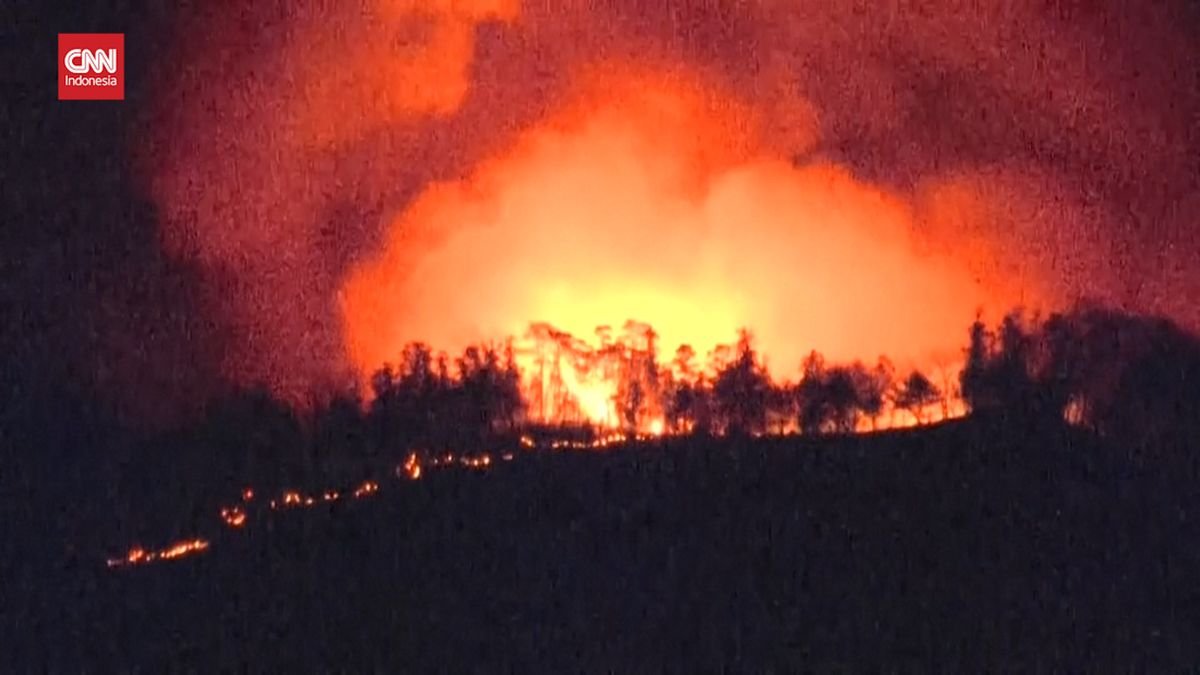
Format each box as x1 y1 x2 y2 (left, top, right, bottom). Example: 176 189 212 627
104 440 580 570
102 428 788 570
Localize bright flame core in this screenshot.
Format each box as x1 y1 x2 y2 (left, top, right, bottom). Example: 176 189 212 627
340 66 1036 425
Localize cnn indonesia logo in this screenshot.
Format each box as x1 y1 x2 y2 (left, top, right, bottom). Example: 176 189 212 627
58 34 124 100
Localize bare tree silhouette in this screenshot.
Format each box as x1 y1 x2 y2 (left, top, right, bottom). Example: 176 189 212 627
894 370 941 425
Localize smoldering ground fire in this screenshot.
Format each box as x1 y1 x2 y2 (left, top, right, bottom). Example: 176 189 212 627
131 1 1200 422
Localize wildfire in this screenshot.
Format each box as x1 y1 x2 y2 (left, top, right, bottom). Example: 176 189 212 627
102 450 501 570
460 454 492 470
543 431 658 451
102 414 969 571
107 538 209 569
220 506 247 528
339 67 1037 432
401 453 422 480
352 480 379 498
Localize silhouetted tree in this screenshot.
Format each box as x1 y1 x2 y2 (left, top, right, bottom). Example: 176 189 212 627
691 375 716 436
1046 305 1200 454
960 314 995 412
797 350 829 435
498 340 526 430
993 310 1037 414
203 386 305 491
823 366 861 433
852 357 892 430
962 309 1066 426
794 356 876 435
612 321 661 433
766 381 797 434
673 344 697 381
1027 311 1079 422
619 377 645 433
665 344 701 433
894 370 941 425
454 344 523 449
712 330 771 436
368 342 449 452
313 391 368 478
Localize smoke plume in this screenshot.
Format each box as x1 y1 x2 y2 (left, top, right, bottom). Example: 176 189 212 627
137 0 1200 404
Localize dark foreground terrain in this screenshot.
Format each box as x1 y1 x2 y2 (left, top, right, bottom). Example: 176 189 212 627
14 419 1200 670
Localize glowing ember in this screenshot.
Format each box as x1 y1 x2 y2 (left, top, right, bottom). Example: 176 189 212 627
107 538 210 568
401 453 422 481
160 539 210 560
352 480 379 498
460 454 492 470
220 506 247 528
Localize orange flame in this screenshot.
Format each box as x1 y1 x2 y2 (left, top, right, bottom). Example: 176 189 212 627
340 65 1040 429
108 538 210 568
401 453 422 480
353 480 380 498
220 506 247 528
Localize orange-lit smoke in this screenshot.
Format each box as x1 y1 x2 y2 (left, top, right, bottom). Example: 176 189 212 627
136 1 1200 414
341 65 1034 418
141 0 522 397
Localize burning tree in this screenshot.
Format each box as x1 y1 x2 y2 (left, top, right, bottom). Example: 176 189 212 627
711 330 771 437
611 321 664 433
664 344 711 434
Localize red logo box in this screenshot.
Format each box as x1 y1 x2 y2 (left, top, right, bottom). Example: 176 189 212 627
58 33 124 100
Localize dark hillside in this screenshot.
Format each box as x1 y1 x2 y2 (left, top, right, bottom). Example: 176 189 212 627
24 418 1200 670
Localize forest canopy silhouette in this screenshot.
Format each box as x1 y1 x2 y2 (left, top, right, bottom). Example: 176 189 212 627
140 303 1200 505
